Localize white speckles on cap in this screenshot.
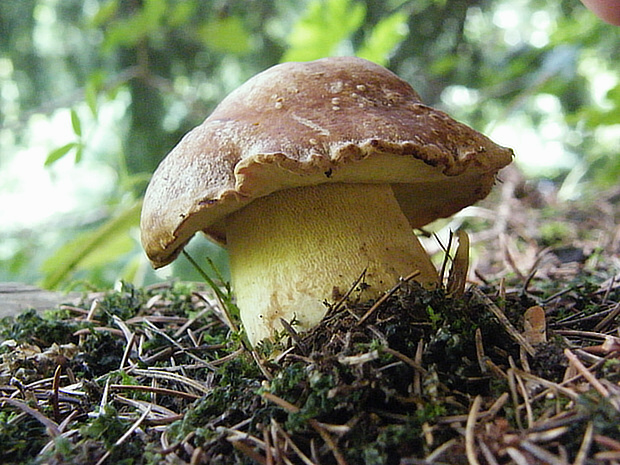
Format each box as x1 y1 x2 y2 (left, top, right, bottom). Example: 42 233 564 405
272 95 284 109
329 80 344 94
291 113 331 136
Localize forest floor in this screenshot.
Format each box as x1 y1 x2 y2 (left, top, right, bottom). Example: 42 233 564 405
1 166 619 465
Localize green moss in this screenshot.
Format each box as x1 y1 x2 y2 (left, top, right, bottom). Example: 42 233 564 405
539 221 572 246
0 412 47 464
97 283 146 324
166 355 264 445
80 405 128 448
0 309 75 346
601 358 620 381
579 392 620 441
72 329 126 378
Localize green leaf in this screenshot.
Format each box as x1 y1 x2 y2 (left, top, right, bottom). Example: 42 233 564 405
201 16 251 55
44 142 77 167
357 11 409 66
142 0 167 28
40 201 142 289
282 0 366 62
74 145 84 164
119 254 143 285
70 109 82 137
167 1 196 27
85 81 98 117
581 83 620 128
101 0 167 52
90 0 119 27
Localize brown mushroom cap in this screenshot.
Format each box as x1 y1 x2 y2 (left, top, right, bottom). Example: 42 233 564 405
141 56 513 268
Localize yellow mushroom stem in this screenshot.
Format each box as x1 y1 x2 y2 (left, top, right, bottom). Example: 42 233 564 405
224 183 439 346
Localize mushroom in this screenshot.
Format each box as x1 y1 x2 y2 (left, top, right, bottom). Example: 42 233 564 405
140 56 513 346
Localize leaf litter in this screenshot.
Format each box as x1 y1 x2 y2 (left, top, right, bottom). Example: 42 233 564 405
1 169 620 464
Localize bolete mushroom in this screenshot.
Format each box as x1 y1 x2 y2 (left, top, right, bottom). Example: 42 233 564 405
140 56 513 346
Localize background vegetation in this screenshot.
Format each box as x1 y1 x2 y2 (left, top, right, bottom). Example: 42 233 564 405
1 0 618 290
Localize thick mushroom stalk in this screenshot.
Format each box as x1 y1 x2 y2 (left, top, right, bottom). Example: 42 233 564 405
224 183 438 345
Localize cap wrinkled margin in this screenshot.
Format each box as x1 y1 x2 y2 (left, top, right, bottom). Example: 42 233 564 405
140 56 514 268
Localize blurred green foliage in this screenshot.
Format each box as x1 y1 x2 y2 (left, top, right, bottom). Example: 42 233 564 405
0 0 618 290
